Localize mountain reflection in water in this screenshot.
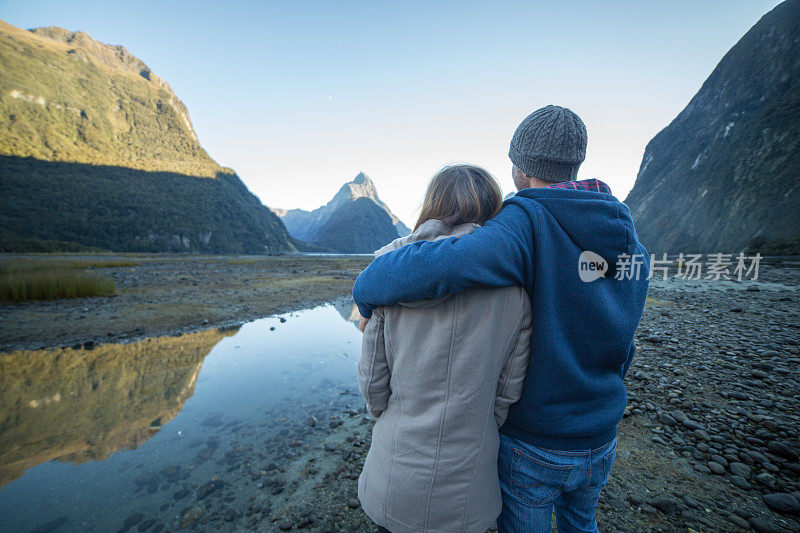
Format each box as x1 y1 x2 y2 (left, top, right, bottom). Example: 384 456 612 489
0 298 365 533
0 327 239 487
334 300 363 329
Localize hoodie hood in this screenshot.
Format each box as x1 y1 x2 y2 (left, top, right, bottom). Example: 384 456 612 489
374 219 478 257
374 219 479 308
506 187 638 277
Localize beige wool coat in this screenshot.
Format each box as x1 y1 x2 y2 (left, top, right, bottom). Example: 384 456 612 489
357 219 532 533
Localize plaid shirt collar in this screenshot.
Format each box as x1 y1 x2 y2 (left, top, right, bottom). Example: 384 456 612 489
546 179 612 194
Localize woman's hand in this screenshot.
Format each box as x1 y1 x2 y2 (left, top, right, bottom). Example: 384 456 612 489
359 315 370 333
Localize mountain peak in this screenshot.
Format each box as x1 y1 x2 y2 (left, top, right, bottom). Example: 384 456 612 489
352 171 371 185
334 172 378 204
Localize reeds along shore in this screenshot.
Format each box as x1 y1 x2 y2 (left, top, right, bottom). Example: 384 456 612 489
0 258 126 302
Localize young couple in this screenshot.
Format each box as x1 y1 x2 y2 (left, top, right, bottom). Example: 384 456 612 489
353 105 650 533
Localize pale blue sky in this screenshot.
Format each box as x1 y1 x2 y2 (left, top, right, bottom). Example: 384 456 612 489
0 0 783 226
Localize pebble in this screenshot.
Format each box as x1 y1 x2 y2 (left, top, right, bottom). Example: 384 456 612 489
179 508 202 528
652 497 683 515
730 475 751 490
729 462 750 479
682 495 700 509
708 461 725 475
658 413 677 426
763 493 800 514
755 472 776 488
682 419 705 431
749 517 776 533
119 513 143 532
767 441 798 461
639 503 658 515
671 410 688 423
347 498 360 509
728 514 749 529
709 454 727 467
197 479 224 500
747 450 769 464
693 464 712 474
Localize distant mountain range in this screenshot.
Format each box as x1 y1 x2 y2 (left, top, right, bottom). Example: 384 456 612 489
273 172 410 254
625 0 800 254
0 20 293 253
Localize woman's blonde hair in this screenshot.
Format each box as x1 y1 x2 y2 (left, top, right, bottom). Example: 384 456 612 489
414 164 503 231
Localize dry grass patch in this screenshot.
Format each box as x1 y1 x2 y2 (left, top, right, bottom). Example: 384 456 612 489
0 270 115 302
0 259 120 302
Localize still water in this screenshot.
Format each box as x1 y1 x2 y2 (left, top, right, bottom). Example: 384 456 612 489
0 300 365 532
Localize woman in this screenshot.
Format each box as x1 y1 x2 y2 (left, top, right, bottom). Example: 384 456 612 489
357 164 532 533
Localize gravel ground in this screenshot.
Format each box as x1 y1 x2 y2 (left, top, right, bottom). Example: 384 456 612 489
244 262 800 533
9 258 800 532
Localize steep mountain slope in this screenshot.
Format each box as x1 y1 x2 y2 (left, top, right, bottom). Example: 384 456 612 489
277 172 409 240
0 20 292 253
624 0 800 254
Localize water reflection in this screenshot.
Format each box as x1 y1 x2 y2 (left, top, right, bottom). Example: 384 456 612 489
334 300 362 329
0 327 238 487
0 299 364 532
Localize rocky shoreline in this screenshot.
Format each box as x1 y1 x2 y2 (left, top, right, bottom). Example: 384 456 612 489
9 259 800 532
202 262 798 533
597 261 800 532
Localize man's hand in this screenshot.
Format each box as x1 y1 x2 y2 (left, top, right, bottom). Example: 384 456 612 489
359 315 370 333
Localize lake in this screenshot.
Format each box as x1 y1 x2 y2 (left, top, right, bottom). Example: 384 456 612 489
0 299 367 532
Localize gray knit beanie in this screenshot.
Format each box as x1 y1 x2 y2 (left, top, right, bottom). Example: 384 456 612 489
509 105 587 182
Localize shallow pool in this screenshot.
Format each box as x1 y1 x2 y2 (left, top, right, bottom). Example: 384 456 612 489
0 299 366 532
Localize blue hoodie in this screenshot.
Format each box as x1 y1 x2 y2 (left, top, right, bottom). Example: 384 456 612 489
352 185 650 451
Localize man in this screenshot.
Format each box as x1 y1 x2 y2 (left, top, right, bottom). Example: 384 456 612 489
353 105 650 532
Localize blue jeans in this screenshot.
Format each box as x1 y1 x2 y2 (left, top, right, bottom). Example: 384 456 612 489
497 433 616 533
